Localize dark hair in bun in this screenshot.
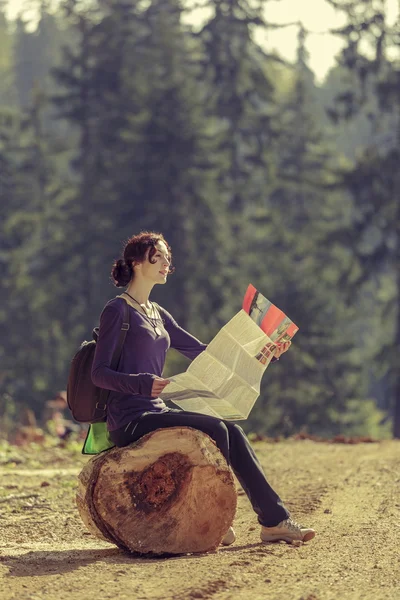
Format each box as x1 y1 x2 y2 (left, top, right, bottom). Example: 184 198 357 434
111 231 174 287
111 258 133 287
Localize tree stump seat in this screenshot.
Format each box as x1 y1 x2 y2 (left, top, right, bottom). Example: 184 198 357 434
76 426 237 555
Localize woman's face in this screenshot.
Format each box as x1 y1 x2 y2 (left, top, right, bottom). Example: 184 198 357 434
139 240 171 284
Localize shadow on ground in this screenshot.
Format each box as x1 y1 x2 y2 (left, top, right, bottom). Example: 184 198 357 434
0 540 277 578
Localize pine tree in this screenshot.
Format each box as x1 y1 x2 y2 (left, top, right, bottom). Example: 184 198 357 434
13 17 37 108
245 26 379 437
326 0 400 436
52 0 229 342
116 0 228 330
193 0 283 306
52 0 122 329
0 1 17 106
0 90 76 419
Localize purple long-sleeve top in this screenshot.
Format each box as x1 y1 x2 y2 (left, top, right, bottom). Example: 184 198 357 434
91 296 207 431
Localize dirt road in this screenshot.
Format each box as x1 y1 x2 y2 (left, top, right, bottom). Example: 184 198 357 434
1 439 399 600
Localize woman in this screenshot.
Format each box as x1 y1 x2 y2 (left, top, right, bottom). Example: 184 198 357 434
91 231 315 546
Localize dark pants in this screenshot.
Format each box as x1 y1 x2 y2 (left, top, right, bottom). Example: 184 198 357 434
109 409 289 527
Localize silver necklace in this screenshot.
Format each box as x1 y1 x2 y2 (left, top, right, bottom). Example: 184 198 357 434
123 292 162 337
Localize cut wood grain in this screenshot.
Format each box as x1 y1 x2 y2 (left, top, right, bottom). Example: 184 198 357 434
76 427 237 555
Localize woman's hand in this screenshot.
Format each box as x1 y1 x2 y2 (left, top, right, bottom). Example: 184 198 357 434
274 341 291 359
151 376 171 397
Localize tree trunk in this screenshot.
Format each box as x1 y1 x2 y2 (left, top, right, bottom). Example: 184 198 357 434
393 245 400 438
76 427 237 555
393 123 400 439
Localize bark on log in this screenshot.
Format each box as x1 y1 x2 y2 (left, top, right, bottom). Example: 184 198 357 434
76 427 237 555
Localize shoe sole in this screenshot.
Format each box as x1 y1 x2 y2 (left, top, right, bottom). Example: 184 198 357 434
221 529 236 546
261 530 316 544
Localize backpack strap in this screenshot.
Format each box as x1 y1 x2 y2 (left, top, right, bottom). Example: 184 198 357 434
110 300 130 371
96 301 130 415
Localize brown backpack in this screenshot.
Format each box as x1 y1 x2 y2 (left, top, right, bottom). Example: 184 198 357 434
67 300 130 423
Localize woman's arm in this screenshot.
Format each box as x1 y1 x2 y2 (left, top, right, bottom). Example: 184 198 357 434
91 303 155 395
158 307 207 360
159 306 283 363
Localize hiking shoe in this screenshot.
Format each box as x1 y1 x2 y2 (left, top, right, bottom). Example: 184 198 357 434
260 519 315 544
221 526 236 546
